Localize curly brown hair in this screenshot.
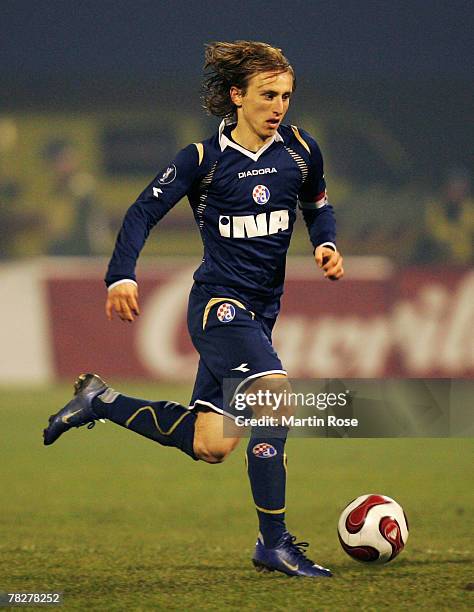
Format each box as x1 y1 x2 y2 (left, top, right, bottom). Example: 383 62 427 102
202 40 295 117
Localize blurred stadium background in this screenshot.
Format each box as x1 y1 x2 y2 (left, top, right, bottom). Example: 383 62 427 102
0 1 472 384
1 3 473 609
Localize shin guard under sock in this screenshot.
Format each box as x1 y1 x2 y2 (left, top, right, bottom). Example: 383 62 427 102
246 428 288 547
92 389 197 460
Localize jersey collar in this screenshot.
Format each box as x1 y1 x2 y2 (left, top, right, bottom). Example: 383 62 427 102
218 117 283 162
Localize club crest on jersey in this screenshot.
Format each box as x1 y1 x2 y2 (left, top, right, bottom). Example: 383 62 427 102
252 443 277 459
252 184 270 205
216 303 236 323
158 164 176 185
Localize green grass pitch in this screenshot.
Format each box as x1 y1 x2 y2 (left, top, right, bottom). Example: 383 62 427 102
1 383 473 611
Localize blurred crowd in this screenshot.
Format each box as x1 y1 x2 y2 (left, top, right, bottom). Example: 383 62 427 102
1 120 112 259
0 115 472 266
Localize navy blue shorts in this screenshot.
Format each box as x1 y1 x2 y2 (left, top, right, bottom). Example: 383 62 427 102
187 282 286 419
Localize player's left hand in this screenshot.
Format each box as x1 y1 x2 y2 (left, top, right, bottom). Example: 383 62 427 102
315 245 344 280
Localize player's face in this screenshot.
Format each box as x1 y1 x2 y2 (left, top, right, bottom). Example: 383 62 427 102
234 71 293 142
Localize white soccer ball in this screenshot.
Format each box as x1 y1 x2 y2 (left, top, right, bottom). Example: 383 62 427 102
337 494 409 563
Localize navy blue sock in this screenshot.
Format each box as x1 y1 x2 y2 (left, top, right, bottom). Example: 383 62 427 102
92 388 197 460
246 427 288 548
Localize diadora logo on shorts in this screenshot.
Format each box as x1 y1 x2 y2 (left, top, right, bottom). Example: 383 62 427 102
219 210 289 238
158 164 176 185
238 167 277 179
252 443 277 459
232 363 250 373
216 303 236 323
252 184 270 205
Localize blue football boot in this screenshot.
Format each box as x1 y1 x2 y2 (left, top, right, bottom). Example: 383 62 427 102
43 373 108 446
252 532 332 577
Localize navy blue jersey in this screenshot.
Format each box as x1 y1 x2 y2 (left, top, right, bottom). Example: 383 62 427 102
106 119 337 317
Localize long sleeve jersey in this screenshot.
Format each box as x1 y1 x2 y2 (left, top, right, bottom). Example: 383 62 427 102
106 118 337 318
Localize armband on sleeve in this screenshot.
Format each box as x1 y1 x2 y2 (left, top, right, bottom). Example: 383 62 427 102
295 128 337 250
300 202 337 250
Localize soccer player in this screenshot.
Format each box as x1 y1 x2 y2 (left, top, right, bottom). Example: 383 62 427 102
43 41 344 578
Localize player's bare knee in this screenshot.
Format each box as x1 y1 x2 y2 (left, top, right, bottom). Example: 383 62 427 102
193 411 240 463
247 374 291 395
245 374 294 419
193 442 223 463
193 439 236 464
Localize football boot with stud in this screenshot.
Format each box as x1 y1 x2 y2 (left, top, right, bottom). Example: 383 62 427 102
43 373 107 446
252 531 332 578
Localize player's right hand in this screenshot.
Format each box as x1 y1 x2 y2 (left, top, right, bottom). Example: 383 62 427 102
105 282 140 322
